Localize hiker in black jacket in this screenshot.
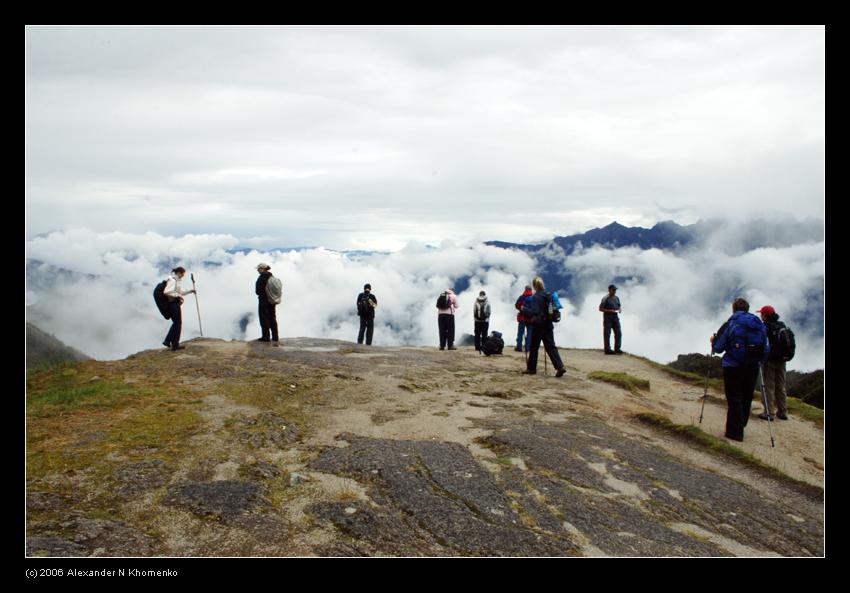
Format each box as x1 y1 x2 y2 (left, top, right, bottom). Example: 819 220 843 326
255 263 279 344
357 283 378 345
523 276 566 377
599 284 622 354
757 305 789 421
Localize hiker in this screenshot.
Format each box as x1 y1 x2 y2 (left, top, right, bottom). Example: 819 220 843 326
473 290 492 353
357 283 378 345
255 263 279 344
711 298 770 442
757 305 791 421
436 288 459 350
162 266 195 351
514 285 534 352
522 276 566 377
599 284 623 354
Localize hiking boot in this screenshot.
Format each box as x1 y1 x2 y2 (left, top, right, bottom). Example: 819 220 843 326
448 346 457 350
777 412 789 420
523 370 537 375
604 350 615 355
439 347 445 351
725 433 744 442
614 350 624 355
555 368 566 378
162 341 171 348
171 345 186 351
758 412 774 421
514 347 523 352
256 338 270 343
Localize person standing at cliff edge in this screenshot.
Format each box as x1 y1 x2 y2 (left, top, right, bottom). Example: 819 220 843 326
162 266 195 351
436 288 459 350
357 283 378 345
599 284 623 354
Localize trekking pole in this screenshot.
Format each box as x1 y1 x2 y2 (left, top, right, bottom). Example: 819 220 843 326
758 362 775 448
191 273 203 337
699 352 713 424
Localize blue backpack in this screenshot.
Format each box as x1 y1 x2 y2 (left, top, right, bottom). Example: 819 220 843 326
724 314 767 366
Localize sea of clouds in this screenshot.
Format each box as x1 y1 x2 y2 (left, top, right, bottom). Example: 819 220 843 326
25 224 824 372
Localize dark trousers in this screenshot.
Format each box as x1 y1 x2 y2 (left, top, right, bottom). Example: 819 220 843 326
604 314 622 352
527 322 564 372
723 365 759 440
164 300 182 347
358 316 375 345
474 321 489 351
258 299 279 341
438 314 455 348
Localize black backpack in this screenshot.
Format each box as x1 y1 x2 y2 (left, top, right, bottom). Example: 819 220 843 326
357 294 374 316
153 280 171 320
436 292 450 309
482 332 504 356
772 324 796 362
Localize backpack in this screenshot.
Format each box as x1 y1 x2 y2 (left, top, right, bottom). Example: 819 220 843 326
358 294 374 316
773 324 796 362
525 292 560 323
482 332 504 356
153 280 171 320
726 315 766 366
436 292 450 310
475 301 488 321
545 292 561 323
265 276 283 305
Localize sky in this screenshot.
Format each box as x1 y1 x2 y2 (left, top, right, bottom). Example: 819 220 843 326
24 26 825 370
25 25 824 250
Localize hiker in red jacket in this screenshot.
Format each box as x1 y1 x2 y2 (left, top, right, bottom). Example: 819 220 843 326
514 285 534 352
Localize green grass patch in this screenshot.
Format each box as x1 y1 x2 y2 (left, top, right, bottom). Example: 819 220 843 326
634 412 823 500
786 397 824 428
629 354 725 393
26 362 150 418
588 371 650 394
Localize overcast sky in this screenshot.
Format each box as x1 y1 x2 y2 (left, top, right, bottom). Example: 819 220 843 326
25 25 824 251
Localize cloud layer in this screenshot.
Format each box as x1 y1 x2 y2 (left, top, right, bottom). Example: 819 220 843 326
25 225 824 372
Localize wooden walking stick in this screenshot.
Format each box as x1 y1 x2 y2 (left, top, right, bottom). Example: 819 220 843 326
191 273 203 337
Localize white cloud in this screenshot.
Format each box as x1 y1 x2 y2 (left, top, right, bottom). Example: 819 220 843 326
25 226 823 372
25 26 824 247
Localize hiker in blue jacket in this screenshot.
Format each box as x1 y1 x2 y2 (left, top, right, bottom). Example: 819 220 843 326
711 298 770 442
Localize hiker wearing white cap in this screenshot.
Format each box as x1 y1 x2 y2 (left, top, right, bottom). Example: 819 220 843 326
255 263 279 344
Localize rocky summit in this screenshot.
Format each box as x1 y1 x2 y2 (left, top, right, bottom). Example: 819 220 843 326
26 338 824 557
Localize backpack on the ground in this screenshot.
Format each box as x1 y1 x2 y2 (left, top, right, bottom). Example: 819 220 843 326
436 292 450 309
773 324 796 362
266 276 283 305
153 280 171 320
482 331 504 356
